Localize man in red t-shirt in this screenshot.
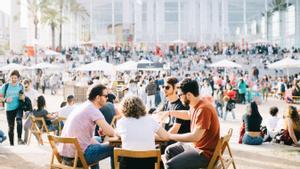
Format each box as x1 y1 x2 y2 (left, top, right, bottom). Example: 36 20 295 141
161 78 220 169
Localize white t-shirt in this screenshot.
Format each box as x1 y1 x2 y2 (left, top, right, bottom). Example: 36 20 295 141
24 88 39 108
58 104 76 118
116 115 160 151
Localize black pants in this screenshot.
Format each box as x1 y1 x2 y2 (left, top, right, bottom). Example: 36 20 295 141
239 93 246 104
6 109 23 145
120 157 156 169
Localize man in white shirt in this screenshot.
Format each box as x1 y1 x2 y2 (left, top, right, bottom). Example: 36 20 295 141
58 95 76 118
23 79 39 109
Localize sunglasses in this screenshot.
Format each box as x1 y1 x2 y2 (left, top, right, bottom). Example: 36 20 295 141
101 94 108 98
163 86 171 90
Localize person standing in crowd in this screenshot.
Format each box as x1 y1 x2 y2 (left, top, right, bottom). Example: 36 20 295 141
238 78 247 104
260 76 270 101
59 84 116 169
145 77 157 109
0 70 25 145
161 78 220 169
242 101 263 145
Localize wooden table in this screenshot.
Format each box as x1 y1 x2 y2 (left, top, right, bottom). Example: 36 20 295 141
108 137 168 147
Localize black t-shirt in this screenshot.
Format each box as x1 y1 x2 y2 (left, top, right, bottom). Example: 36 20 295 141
242 114 262 132
162 99 190 134
33 109 52 126
107 93 116 103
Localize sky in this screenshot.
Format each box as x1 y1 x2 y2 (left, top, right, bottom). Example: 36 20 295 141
0 0 10 15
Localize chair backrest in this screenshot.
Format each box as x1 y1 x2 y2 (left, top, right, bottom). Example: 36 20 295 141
113 148 161 169
207 128 236 169
57 116 67 136
33 116 49 133
47 135 90 169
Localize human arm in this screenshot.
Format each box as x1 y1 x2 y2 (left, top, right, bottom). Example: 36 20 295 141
159 110 190 121
169 126 206 142
155 126 170 141
168 123 181 134
96 118 116 137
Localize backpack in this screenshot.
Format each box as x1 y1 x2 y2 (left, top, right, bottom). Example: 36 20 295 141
280 83 286 93
2 83 24 100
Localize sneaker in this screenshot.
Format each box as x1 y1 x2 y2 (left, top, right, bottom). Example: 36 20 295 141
18 139 25 145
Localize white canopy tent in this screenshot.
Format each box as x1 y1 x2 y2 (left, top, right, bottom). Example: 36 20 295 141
137 59 153 64
0 63 29 71
208 59 242 68
116 61 138 71
208 59 242 77
74 60 115 75
30 62 62 69
44 50 61 56
267 57 300 76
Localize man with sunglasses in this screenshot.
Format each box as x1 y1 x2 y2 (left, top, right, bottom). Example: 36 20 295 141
160 78 220 169
161 77 190 134
59 84 116 169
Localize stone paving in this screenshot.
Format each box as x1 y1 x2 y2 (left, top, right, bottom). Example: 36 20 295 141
0 90 300 169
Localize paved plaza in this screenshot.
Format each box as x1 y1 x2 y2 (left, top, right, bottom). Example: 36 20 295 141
0 89 300 169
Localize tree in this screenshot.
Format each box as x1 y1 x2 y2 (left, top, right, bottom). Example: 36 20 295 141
41 3 67 50
26 0 50 40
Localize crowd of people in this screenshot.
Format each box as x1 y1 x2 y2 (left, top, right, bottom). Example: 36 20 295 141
0 43 300 168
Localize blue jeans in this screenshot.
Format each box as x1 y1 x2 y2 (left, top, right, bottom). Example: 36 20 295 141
84 137 114 169
242 134 263 145
165 142 209 169
0 129 6 143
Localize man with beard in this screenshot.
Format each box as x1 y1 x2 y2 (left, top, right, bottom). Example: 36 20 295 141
160 78 220 169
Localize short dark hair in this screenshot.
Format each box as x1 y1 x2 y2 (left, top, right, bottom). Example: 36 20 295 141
10 70 20 78
60 101 67 108
270 106 279 116
23 79 30 85
67 95 74 104
179 78 199 97
37 95 46 110
166 77 179 88
87 84 107 101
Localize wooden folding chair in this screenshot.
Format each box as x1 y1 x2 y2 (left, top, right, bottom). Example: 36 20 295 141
57 116 67 136
114 148 161 169
206 128 236 169
28 115 55 145
47 135 97 169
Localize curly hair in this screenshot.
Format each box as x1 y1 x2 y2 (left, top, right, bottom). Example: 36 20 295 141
121 96 146 119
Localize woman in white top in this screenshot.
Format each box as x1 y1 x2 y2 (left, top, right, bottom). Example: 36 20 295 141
116 96 169 169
